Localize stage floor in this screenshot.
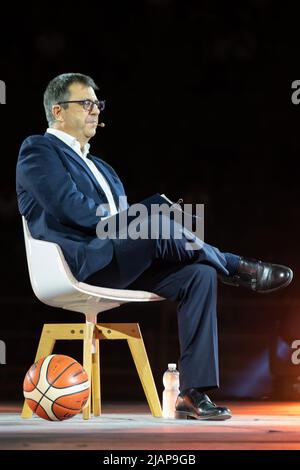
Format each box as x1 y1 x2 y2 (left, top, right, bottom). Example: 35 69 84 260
1 401 300 450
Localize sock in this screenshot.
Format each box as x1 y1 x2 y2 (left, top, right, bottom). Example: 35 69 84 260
223 253 241 276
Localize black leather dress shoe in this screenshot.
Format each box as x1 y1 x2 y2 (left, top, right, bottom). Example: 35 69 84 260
219 257 293 293
175 388 232 421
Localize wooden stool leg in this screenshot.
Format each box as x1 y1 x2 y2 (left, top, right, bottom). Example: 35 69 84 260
127 325 162 417
92 339 101 416
21 326 56 419
82 321 94 420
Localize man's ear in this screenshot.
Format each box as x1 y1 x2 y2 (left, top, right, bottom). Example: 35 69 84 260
51 104 63 122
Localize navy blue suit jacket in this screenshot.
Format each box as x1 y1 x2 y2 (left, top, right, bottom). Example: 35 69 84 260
16 132 229 283
16 132 127 281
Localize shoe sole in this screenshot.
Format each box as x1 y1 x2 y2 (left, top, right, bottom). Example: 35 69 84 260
175 410 232 421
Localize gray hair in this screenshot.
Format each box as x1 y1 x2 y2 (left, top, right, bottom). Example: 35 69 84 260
43 73 99 125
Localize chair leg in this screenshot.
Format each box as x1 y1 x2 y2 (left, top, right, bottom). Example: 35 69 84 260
92 339 101 416
127 324 162 417
82 321 94 420
21 326 56 419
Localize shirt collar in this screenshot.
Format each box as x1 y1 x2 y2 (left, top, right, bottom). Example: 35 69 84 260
46 128 90 159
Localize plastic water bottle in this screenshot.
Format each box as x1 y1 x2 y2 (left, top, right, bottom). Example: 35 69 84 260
162 363 179 418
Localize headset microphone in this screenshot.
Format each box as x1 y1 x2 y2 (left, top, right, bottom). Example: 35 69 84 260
97 122 105 127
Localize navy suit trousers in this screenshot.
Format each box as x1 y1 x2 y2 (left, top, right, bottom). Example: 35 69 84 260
86 221 238 392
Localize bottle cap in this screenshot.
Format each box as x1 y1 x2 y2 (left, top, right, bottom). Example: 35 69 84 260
168 363 177 370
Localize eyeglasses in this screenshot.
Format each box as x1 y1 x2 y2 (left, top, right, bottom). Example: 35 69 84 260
57 99 105 112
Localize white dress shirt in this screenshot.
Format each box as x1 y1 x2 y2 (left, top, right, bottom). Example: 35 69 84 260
47 128 118 216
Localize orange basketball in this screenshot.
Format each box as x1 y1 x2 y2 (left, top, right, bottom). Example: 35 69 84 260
23 354 90 421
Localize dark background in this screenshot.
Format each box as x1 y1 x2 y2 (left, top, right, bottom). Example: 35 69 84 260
0 0 299 403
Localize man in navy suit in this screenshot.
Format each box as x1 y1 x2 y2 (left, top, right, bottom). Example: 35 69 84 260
16 73 293 420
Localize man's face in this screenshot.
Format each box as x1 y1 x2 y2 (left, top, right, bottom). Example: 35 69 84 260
54 82 100 143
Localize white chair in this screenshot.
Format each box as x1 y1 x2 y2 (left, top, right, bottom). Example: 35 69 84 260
21 216 164 419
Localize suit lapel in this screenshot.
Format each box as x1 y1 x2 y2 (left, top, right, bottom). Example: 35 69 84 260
89 155 120 208
44 133 105 197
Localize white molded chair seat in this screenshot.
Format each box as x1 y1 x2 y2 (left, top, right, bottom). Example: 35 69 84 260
22 217 164 316
21 216 164 419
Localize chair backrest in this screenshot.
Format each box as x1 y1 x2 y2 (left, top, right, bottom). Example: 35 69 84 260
22 217 79 307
